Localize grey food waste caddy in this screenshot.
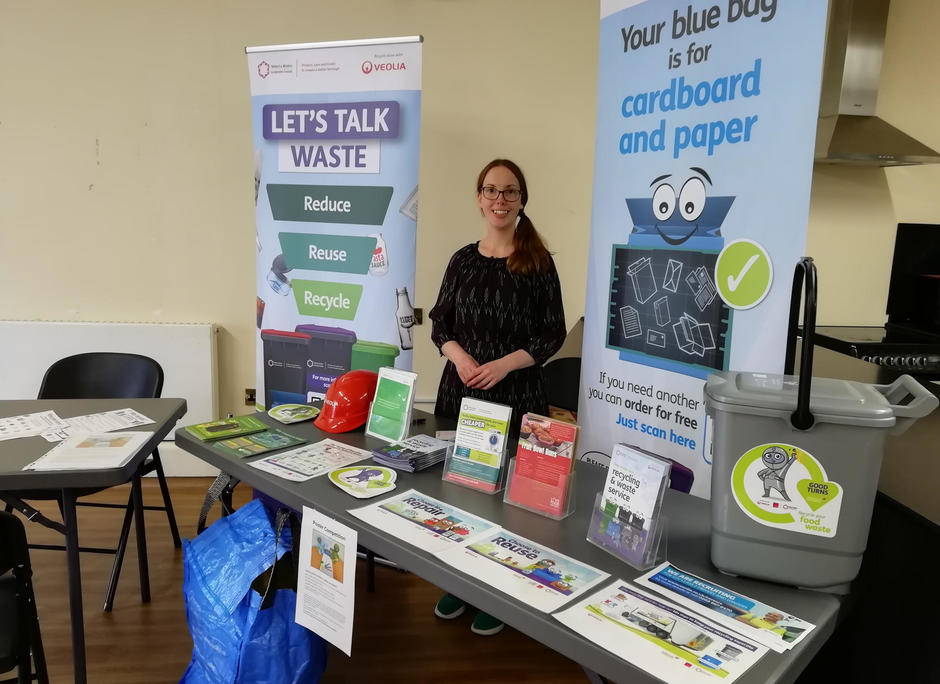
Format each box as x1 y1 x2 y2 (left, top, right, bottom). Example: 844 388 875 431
704 258 938 592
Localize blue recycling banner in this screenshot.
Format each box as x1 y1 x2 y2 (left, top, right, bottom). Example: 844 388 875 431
579 0 827 497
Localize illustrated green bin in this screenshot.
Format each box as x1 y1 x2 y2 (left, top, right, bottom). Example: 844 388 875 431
350 340 400 373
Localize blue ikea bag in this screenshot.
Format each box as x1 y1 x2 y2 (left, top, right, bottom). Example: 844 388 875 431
179 498 327 683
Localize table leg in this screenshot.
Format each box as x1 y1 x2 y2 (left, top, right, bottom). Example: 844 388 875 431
61 489 87 684
131 474 151 603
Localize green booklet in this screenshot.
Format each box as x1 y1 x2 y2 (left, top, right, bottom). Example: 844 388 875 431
365 367 417 443
212 429 307 458
184 415 268 441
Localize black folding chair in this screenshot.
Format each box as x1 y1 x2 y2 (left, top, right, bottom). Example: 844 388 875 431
0 510 48 684
1 352 180 611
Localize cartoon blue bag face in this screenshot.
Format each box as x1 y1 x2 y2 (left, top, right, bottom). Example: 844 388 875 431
607 169 734 378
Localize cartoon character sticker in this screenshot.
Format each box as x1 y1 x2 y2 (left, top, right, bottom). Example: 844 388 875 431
328 466 397 499
608 168 734 378
731 442 843 538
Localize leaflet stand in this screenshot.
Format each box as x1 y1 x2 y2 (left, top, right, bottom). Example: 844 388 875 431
441 397 512 495
585 443 671 571
503 458 577 520
586 494 667 571
441 449 508 495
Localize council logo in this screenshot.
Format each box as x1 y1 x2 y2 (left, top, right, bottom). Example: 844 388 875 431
258 61 270 79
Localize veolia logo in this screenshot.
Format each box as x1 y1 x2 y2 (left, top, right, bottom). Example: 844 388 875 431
362 60 406 75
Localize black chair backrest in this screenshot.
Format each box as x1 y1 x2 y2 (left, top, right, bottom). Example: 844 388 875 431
543 357 582 413
0 511 30 579
38 352 164 400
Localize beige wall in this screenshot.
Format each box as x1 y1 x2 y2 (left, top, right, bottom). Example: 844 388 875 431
1 1 938 513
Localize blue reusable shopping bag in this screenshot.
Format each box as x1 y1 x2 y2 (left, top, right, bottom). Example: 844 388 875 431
179 498 327 684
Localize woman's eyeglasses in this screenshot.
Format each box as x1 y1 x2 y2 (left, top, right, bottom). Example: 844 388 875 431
480 185 521 202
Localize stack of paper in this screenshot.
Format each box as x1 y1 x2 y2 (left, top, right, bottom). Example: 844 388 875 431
372 434 453 472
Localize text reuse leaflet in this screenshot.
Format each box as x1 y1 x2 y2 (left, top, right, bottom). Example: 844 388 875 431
554 583 767 684
249 439 371 482
635 562 815 653
296 506 357 656
349 489 498 555
435 530 609 613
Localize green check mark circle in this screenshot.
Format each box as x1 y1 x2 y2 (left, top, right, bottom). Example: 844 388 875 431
715 239 773 310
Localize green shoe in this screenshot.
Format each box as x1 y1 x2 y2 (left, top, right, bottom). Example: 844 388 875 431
434 593 466 619
470 610 504 636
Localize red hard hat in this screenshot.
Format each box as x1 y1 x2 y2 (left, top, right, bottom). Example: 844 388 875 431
314 370 378 433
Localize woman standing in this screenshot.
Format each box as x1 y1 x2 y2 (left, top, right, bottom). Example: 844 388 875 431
428 158 567 635
430 158 567 439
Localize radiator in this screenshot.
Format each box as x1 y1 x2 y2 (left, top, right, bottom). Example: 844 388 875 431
0 320 220 476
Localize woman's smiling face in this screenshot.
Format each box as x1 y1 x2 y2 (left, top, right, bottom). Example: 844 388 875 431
477 165 522 231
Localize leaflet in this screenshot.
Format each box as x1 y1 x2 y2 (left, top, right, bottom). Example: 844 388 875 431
444 397 511 492
296 506 357 656
40 408 156 441
25 431 155 471
249 438 371 482
435 529 609 613
554 582 767 684
635 562 815 653
0 410 69 441
349 489 498 555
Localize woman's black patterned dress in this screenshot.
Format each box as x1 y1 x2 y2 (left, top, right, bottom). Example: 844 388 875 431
429 242 567 438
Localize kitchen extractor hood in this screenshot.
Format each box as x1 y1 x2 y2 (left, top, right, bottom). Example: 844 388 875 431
815 0 940 166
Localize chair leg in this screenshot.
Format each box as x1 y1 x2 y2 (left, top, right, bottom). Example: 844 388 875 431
27 587 49 684
130 474 151 603
103 492 135 612
151 448 181 548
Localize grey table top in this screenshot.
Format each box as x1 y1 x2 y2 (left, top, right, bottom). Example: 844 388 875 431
175 409 841 684
0 398 187 490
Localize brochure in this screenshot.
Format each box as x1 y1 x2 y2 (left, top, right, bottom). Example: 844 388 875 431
435 529 609 613
327 466 397 499
267 403 320 424
212 429 306 458
442 397 512 492
185 415 268 441
371 433 452 472
25 431 155 471
365 367 417 443
349 489 498 555
553 582 767 684
505 413 579 516
296 505 358 656
248 438 371 482
587 443 670 569
635 562 816 653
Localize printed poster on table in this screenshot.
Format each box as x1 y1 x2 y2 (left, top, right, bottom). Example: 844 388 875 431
554 582 767 683
247 37 422 410
435 529 609 613
349 489 498 555
296 506 358 656
579 1 828 497
636 562 815 652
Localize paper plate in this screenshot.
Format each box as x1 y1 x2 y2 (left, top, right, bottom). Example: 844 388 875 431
268 403 320 424
328 466 397 499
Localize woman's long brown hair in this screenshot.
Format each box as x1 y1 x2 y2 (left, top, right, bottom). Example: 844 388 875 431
476 158 551 274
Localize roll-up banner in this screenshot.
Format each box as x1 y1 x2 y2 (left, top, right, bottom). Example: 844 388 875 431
580 2 827 497
247 36 422 410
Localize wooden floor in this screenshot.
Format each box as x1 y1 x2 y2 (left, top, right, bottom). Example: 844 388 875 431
21 477 590 683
